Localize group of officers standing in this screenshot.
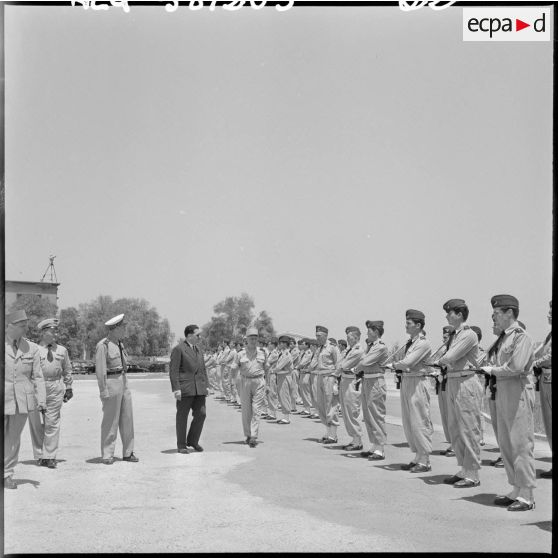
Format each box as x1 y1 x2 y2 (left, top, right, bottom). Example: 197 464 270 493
203 295 552 512
4 294 552 514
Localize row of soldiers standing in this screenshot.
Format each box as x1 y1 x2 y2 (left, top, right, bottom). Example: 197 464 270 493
202 295 552 511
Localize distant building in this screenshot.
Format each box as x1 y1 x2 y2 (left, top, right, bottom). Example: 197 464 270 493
5 280 60 309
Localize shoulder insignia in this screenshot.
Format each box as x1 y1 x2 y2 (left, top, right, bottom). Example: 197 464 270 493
463 325 470 330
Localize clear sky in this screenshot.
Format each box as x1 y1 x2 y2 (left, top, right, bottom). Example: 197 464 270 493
4 4 553 348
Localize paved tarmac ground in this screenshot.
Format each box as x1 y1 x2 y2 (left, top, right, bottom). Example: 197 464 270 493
4 374 552 553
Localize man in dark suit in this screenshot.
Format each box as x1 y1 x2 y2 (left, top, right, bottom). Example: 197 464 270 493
170 324 208 453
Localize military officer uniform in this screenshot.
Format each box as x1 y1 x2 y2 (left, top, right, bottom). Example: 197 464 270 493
435 326 455 456
228 344 240 405
437 299 482 487
95 314 137 464
275 336 294 424
264 339 280 420
355 321 389 459
220 343 233 402
391 309 433 472
337 326 364 450
289 343 302 412
481 295 536 510
237 329 267 447
28 318 73 468
533 301 551 478
314 326 341 443
296 340 314 416
5 310 47 488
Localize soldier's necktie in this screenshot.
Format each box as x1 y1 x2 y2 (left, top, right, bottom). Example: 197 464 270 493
118 341 128 372
488 331 506 359
47 344 54 362
445 330 456 351
404 338 413 355
13 340 18 354
544 331 552 346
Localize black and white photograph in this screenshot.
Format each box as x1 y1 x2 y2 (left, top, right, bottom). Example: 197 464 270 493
1 0 553 553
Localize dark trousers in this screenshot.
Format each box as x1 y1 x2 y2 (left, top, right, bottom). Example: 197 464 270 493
176 395 206 448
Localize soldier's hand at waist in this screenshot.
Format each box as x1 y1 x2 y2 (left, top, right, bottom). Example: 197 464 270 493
38 405 46 414
173 390 181 401
100 389 110 400
63 388 73 403
480 366 493 375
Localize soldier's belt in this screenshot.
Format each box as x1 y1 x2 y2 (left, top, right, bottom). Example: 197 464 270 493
446 370 476 378
403 372 431 378
341 371 356 378
315 369 335 376
107 369 123 375
241 374 264 379
275 370 291 376
362 372 384 379
44 377 63 382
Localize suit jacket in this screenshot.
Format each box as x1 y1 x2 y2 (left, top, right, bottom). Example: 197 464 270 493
5 337 47 415
169 341 208 396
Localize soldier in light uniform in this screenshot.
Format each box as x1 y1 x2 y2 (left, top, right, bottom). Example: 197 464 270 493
308 338 321 419
275 336 294 424
219 340 233 402
289 339 302 412
263 338 280 421
338 339 348 355
388 309 433 472
336 326 364 451
436 326 455 457
4 310 46 489
228 342 240 406
470 326 486 446
204 349 218 395
296 339 314 416
237 328 267 447
314 325 341 444
355 320 389 460
28 318 73 469
533 300 552 478
479 295 536 511
95 314 138 465
435 299 482 488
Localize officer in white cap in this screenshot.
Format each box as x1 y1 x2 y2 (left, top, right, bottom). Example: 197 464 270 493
237 328 267 447
95 314 137 465
28 318 73 469
4 310 46 489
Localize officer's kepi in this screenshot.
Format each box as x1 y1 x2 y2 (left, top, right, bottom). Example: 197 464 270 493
105 314 125 329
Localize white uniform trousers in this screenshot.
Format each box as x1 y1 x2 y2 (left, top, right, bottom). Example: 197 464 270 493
4 414 28 478
101 375 134 460
28 379 65 459
239 375 266 439
360 376 387 451
339 376 362 444
400 376 433 465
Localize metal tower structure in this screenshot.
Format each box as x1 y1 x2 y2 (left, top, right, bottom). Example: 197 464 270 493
41 255 58 283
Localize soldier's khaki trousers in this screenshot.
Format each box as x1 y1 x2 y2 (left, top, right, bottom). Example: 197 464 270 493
310 373 319 411
231 369 241 404
221 366 232 400
289 370 300 407
4 414 28 478
437 387 451 444
101 375 134 460
299 373 313 413
339 377 362 443
540 379 552 450
447 375 483 475
28 380 65 459
239 376 266 439
266 372 278 419
361 376 387 450
214 365 223 394
400 376 433 464
316 375 339 428
495 378 536 491
276 373 292 420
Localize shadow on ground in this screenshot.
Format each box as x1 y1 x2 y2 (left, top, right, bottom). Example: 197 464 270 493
521 520 552 533
414 474 452 486
453 493 497 507
14 478 40 488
